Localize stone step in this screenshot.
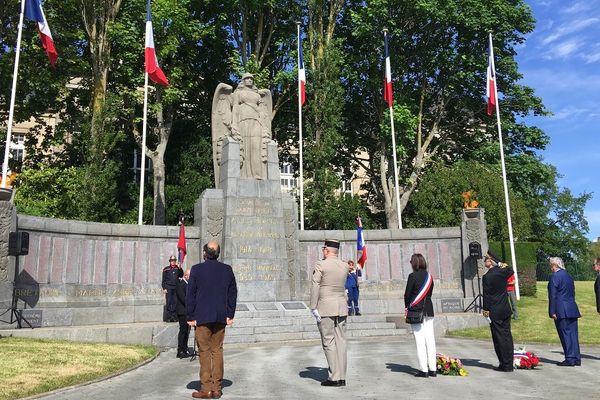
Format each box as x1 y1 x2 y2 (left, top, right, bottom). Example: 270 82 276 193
231 314 393 328
224 327 407 344
233 321 398 335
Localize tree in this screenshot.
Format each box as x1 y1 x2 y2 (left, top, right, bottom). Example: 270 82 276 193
342 0 546 229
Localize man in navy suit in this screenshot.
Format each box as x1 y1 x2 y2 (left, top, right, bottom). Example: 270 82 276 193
548 256 581 366
187 242 237 399
593 258 600 314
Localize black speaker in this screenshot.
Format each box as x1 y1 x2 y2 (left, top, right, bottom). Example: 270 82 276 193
468 241 482 259
8 231 29 256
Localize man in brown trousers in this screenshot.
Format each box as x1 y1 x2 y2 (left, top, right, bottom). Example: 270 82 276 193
310 239 349 387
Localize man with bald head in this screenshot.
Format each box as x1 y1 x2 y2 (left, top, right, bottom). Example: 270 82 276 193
310 239 349 387
187 241 237 399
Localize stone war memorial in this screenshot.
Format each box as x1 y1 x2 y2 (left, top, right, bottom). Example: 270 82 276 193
0 76 490 346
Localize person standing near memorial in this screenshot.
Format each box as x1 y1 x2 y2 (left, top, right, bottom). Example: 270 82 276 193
187 242 237 399
310 239 349 387
548 256 581 366
345 260 362 316
482 251 514 372
404 253 436 377
593 258 600 314
162 255 181 322
176 269 191 358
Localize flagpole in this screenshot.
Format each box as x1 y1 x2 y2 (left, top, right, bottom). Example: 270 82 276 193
138 72 149 225
2 0 26 188
383 29 402 230
297 22 305 231
489 32 519 300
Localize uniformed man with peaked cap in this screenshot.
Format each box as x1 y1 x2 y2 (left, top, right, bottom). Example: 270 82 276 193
310 239 349 387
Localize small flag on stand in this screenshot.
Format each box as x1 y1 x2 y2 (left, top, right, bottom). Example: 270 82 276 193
145 0 169 86
24 0 58 66
356 215 367 268
177 222 186 265
383 30 393 108
486 35 497 116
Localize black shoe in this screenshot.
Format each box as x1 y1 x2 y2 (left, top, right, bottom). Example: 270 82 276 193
321 380 343 387
557 360 575 366
428 370 437 377
338 380 346 386
493 366 514 372
176 352 185 358
575 360 581 366
414 371 428 378
348 310 354 316
355 312 362 316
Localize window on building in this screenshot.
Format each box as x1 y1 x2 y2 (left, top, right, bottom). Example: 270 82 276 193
280 162 297 192
9 133 26 164
132 148 153 183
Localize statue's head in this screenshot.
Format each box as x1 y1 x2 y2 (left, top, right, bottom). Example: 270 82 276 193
240 72 255 87
241 72 254 80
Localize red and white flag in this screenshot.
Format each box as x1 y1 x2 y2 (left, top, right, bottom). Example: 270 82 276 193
356 215 367 268
383 30 393 108
24 0 58 66
298 30 306 105
486 34 497 116
145 0 169 87
177 222 186 265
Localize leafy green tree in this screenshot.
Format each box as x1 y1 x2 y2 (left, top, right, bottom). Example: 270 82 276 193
342 0 546 229
404 161 532 241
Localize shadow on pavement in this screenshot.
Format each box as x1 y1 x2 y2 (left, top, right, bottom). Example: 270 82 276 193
299 366 328 382
459 358 495 370
385 363 417 375
186 379 233 391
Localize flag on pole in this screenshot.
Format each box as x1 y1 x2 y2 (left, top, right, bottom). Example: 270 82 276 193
24 0 58 66
383 30 393 108
356 215 367 268
486 35 497 116
298 31 306 106
145 0 169 87
177 222 186 265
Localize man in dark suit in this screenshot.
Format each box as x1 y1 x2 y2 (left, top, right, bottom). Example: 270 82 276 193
482 250 514 372
548 257 581 366
176 269 190 358
593 258 600 314
187 242 237 399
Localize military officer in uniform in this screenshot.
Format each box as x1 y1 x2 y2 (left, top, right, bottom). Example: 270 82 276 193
162 255 181 322
310 239 349 387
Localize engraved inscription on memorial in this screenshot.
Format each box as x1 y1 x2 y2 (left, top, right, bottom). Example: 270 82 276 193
440 298 463 313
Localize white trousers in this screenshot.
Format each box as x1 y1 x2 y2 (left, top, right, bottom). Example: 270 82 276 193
412 316 437 372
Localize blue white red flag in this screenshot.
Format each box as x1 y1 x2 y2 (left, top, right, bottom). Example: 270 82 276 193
409 272 433 308
24 0 58 66
145 0 169 86
298 30 306 105
177 223 186 265
383 30 393 108
356 216 367 268
486 34 497 116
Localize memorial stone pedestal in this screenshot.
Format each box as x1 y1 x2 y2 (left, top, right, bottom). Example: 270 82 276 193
196 137 299 302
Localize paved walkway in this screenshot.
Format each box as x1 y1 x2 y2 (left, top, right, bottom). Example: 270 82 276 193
38 336 600 400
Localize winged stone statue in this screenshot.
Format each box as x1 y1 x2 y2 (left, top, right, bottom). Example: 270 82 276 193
211 73 273 186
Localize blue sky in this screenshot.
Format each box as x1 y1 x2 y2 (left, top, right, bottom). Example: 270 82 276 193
516 0 600 241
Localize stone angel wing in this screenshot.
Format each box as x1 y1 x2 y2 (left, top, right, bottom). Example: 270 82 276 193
211 83 234 188
258 88 272 137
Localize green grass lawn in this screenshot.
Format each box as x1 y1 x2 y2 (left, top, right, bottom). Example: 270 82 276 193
0 337 158 400
449 281 600 344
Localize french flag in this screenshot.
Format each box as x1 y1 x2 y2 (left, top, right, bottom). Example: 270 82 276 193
383 30 393 108
486 34 497 116
298 30 306 105
145 0 169 87
356 215 367 268
24 0 58 66
177 222 186 265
